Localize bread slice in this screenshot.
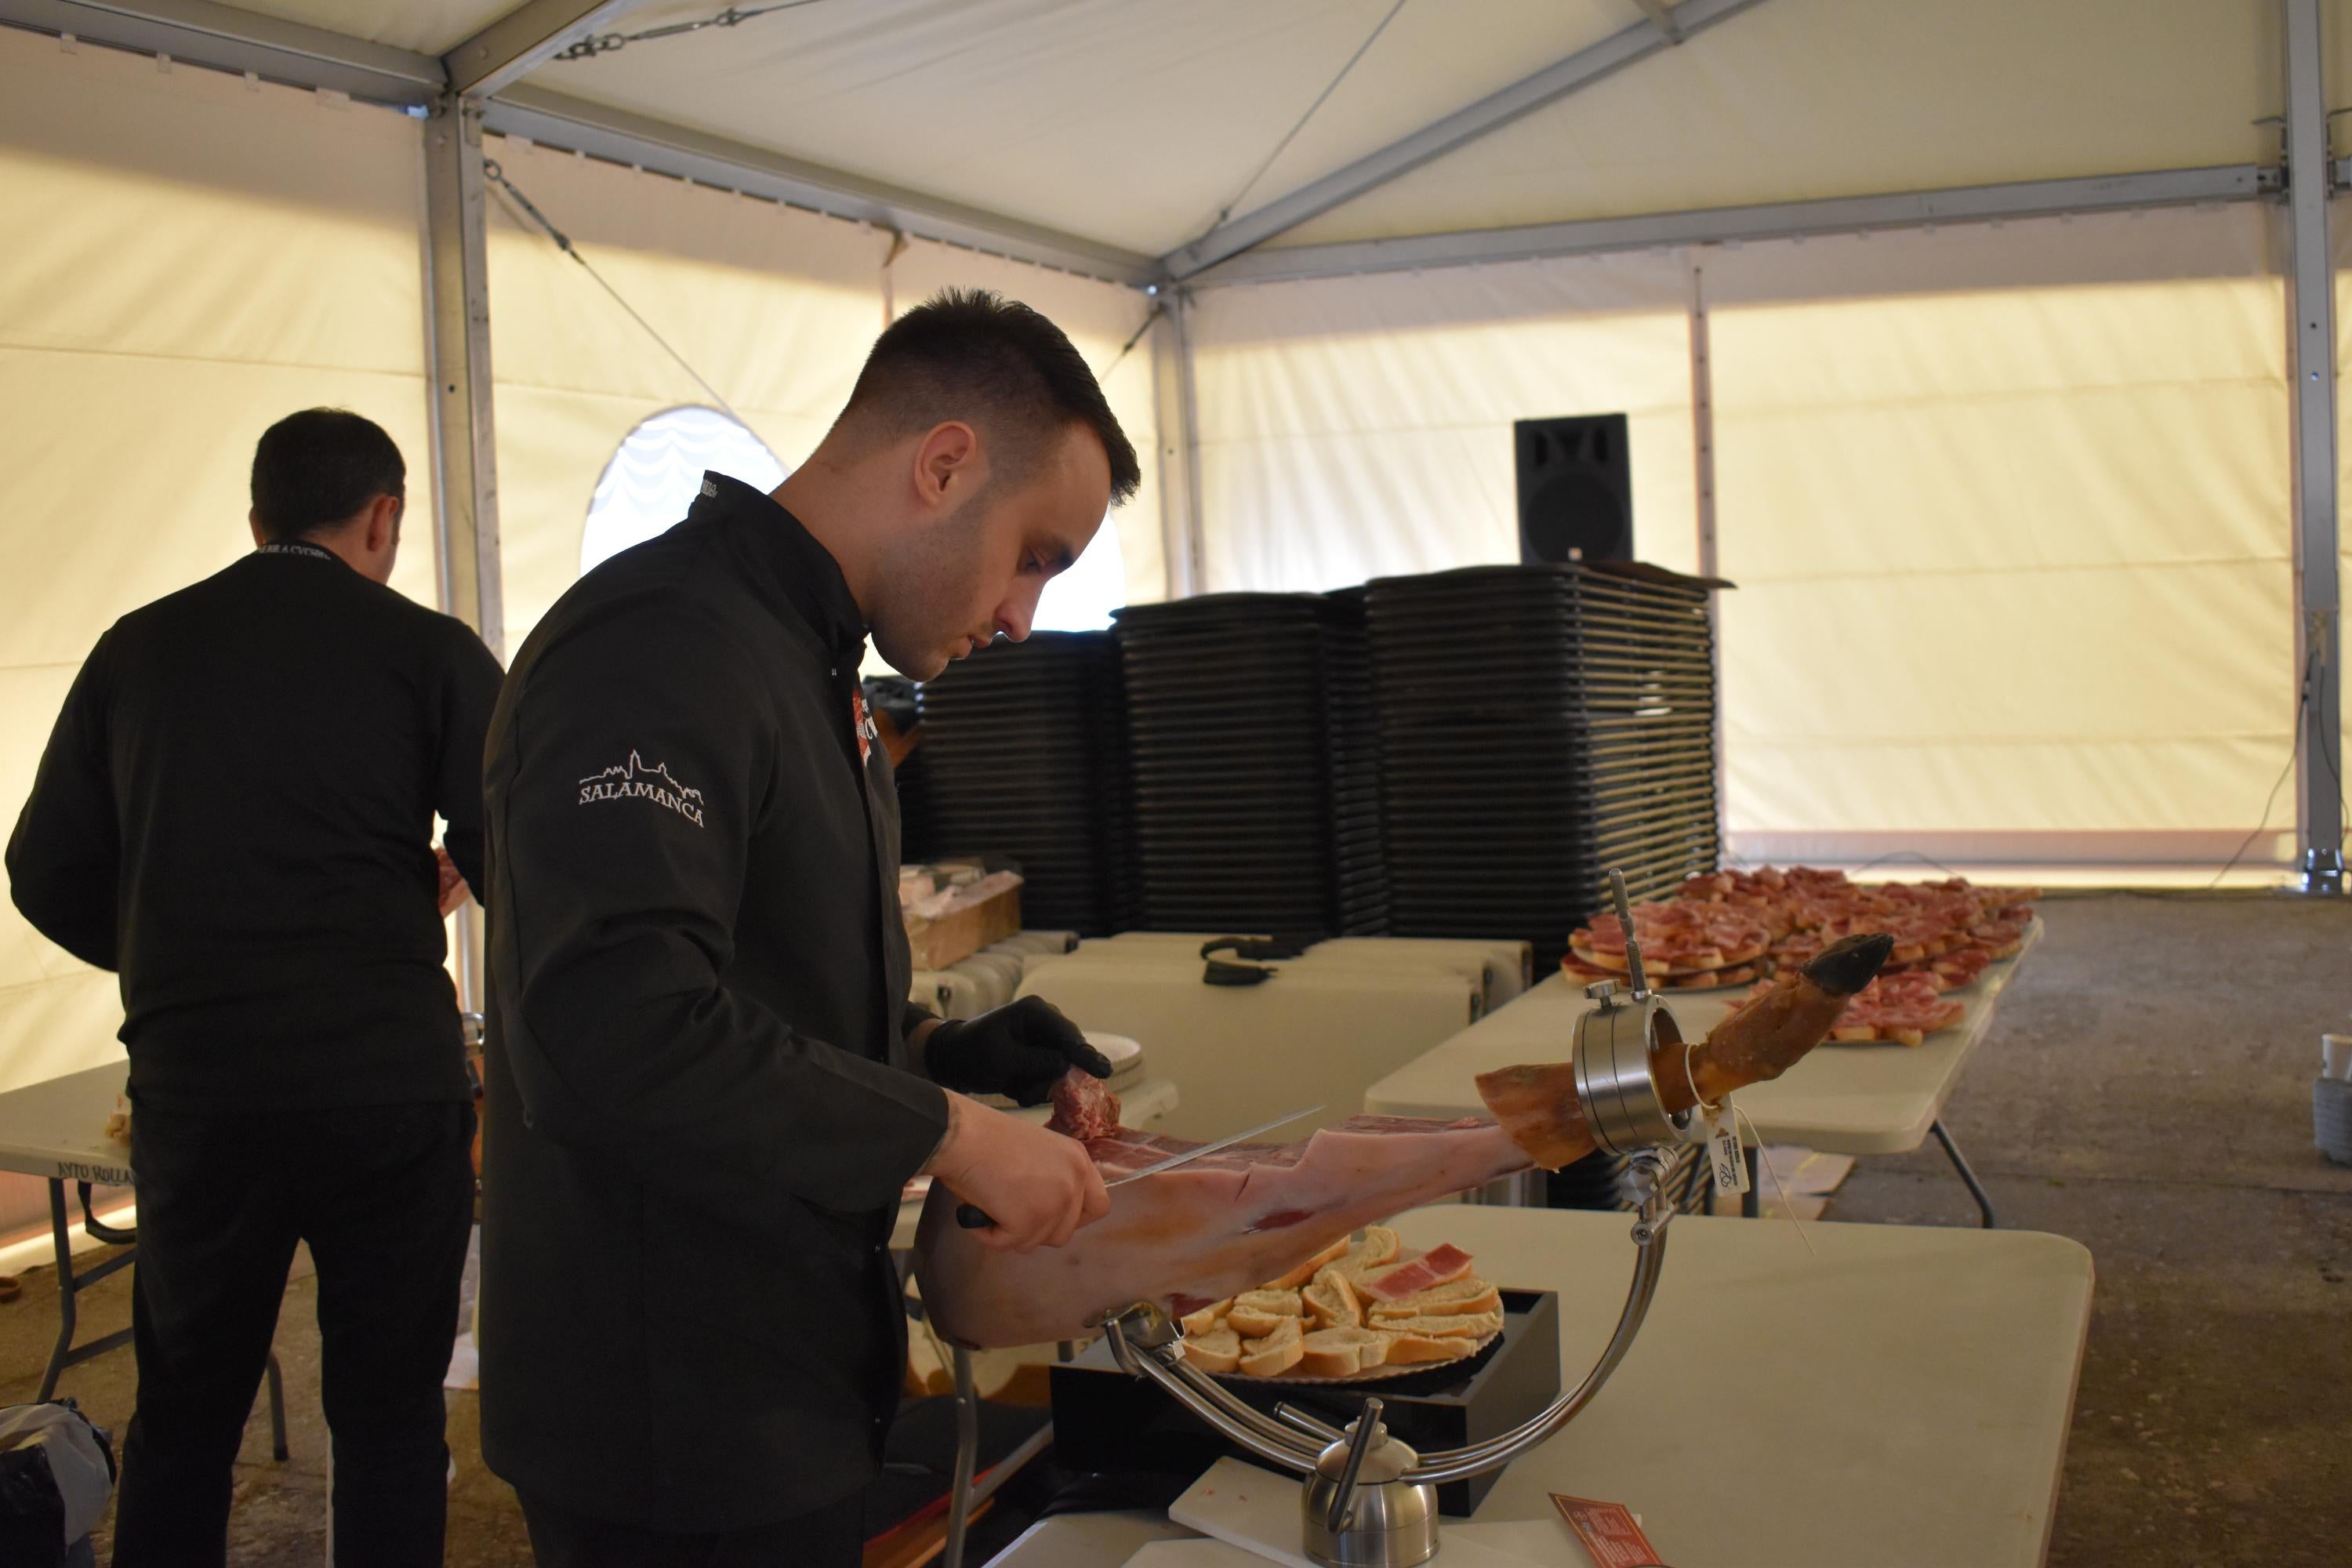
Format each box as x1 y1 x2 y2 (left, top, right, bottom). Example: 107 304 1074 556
1265 1235 1352 1292
1238 1319 1304 1378
1364 1309 1501 1341
1180 1298 1232 1337
1374 1328 1475 1367
1364 1276 1500 1322
1327 1226 1402 1284
1298 1327 1388 1378
1302 1266 1363 1330
1226 1290 1304 1338
1183 1329 1243 1375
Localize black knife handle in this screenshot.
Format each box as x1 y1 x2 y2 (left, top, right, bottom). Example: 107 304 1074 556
955 1203 994 1229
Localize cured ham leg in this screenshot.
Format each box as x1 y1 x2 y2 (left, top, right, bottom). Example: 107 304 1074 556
914 933 1891 1347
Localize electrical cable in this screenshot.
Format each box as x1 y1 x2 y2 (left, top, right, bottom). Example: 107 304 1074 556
1205 0 1410 231
1094 302 1166 382
2205 643 2321 891
484 160 747 424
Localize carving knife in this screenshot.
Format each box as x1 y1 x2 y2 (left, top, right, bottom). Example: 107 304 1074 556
954 1104 1322 1231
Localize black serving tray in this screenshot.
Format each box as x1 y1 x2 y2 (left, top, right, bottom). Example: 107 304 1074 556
1048 1287 1560 1517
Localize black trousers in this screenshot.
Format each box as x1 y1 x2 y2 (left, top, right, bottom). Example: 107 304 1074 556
111 1100 476 1568
519 1489 867 1567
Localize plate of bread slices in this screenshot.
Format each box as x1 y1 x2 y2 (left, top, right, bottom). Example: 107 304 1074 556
1176 1225 1504 1384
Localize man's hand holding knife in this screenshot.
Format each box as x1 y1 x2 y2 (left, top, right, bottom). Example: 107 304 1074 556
920 996 1114 1254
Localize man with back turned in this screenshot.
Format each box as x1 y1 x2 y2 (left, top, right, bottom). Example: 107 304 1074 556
7 409 502 1566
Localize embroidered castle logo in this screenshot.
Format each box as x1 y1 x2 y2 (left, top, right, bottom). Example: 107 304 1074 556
578 750 705 827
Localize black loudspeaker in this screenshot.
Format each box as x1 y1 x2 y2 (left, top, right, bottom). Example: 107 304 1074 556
1515 414 1632 564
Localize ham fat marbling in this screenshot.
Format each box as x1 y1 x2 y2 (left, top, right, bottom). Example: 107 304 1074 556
914 933 1893 1347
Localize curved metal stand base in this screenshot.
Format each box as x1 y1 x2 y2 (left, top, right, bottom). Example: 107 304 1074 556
1102 1149 1682 1567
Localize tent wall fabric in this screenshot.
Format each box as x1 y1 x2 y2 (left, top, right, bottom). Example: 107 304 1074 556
0 26 437 1098
1185 202 2298 866
1186 249 1700 593
481 138 1167 652
1706 205 2292 862
483 133 888 646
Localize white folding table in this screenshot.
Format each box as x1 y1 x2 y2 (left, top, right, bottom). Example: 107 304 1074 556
0 1062 289 1457
989 1203 2094 1567
1363 924 2042 1225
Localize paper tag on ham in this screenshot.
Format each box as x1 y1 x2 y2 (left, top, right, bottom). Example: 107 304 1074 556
1552 1494 1667 1568
1701 1100 1748 1194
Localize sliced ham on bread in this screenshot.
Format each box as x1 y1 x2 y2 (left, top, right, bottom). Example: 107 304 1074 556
1183 1329 1242 1374
1364 1276 1501 1322
1238 1318 1304 1378
1298 1327 1389 1378
1302 1266 1363 1330
1226 1289 1303 1338
1359 1243 1475 1303
1265 1235 1352 1292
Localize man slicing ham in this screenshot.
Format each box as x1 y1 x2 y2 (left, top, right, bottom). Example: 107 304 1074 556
479 292 1136 1565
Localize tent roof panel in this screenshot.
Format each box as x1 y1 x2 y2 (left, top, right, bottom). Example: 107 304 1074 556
507 0 1642 256
223 0 509 56
1273 0 2280 251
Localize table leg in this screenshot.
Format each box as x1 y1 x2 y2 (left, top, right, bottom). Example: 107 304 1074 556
1929 1120 1998 1229
945 1345 978 1568
1741 1146 1761 1219
39 1179 76 1402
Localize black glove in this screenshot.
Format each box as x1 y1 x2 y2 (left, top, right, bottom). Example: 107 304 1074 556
924 996 1113 1106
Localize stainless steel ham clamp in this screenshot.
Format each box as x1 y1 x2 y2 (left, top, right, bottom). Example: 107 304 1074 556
1098 869 1701 1568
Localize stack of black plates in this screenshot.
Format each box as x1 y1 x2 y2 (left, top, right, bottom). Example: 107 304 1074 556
1113 594 1338 937
1367 564 1721 969
1322 588 1389 935
914 632 1138 936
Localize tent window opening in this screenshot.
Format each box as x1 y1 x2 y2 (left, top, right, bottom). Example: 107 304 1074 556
1033 512 1127 633
581 406 787 573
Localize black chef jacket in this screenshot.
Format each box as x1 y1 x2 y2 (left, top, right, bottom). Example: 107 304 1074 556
478 473 951 1529
5 544 501 1110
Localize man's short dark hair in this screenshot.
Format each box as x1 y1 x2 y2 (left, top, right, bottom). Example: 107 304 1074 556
249 408 405 543
839 289 1142 506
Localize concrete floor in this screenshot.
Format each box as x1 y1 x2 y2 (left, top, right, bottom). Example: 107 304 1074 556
0 891 2346 1565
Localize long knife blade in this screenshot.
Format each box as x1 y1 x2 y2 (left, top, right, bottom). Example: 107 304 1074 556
1105 1104 1323 1189
955 1103 1321 1230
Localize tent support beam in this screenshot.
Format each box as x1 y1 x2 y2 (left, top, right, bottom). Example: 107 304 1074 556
481 86 1155 286
1157 0 1769 280
423 93 503 1011
1185 163 2270 287
1150 292 1207 599
423 94 505 659
2284 0 2344 894
1632 1 1686 45
442 0 655 100
1688 258 1726 851
0 0 441 103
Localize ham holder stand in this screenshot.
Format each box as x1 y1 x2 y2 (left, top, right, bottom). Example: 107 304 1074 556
1100 872 1707 1568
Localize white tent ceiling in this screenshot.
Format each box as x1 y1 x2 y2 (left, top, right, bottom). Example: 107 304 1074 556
114 0 2323 278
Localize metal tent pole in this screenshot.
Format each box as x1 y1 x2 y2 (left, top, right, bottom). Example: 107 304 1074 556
2285 0 2346 895
1150 289 1207 599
